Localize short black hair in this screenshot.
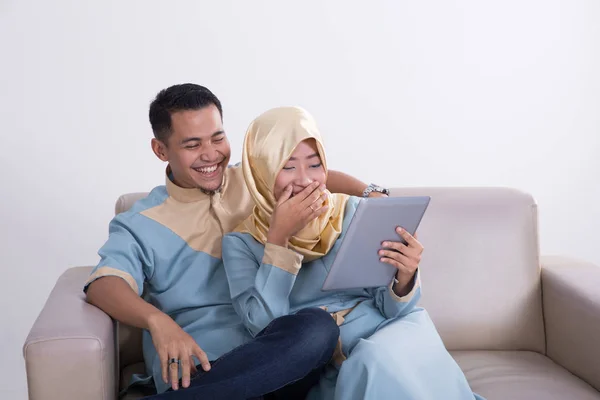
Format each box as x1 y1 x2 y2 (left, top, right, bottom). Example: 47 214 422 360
149 83 223 143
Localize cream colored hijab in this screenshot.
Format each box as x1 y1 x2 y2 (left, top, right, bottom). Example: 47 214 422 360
235 106 349 261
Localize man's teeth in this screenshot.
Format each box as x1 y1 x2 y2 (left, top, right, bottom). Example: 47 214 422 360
196 165 218 173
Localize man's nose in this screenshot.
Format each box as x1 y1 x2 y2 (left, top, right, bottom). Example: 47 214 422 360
200 145 219 162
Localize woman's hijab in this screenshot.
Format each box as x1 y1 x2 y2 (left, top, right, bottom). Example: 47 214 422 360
235 106 349 261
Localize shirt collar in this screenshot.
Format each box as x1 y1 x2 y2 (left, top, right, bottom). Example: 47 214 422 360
164 166 217 203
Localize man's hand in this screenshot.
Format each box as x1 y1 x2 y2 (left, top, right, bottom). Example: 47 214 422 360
378 227 423 296
86 277 209 390
267 181 329 247
148 313 211 390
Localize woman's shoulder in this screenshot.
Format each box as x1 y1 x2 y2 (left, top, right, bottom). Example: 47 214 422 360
343 195 362 217
223 231 265 255
346 195 362 207
223 231 260 246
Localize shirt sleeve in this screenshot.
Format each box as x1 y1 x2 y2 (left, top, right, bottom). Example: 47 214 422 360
369 270 422 319
83 213 153 296
222 234 303 336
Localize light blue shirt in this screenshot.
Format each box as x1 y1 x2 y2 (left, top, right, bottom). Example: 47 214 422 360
84 166 255 393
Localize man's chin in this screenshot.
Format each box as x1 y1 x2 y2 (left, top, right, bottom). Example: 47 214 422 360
194 176 224 194
199 186 221 194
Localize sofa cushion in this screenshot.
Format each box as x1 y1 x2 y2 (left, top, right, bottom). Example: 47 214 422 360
452 350 600 400
122 351 600 399
391 188 545 352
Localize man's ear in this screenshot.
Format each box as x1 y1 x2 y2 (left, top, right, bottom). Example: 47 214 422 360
151 138 169 162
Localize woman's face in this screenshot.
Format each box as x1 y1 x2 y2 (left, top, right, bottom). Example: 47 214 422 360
273 139 326 201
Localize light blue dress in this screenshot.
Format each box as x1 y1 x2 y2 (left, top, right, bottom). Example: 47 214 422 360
222 196 485 400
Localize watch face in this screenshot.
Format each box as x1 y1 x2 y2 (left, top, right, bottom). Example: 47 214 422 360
374 186 389 195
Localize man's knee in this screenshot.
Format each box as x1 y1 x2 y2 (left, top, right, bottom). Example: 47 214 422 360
288 307 339 361
294 307 339 339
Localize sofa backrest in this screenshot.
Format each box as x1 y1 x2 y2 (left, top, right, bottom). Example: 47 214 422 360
114 187 546 368
392 187 545 353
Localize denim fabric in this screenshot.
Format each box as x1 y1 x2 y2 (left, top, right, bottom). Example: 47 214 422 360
140 308 339 400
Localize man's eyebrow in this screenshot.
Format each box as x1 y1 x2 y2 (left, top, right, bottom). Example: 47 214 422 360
180 131 225 144
181 137 201 144
288 153 319 161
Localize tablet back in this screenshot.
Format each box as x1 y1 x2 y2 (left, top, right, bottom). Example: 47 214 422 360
322 196 430 291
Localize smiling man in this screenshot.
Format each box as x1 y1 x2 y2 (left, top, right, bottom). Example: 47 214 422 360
84 84 390 399
150 100 229 193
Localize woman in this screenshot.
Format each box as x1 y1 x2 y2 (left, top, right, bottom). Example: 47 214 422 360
222 107 484 400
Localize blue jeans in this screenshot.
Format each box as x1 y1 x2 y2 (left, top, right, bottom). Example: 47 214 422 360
140 308 339 400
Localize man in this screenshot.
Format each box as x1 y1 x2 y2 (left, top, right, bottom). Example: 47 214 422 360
84 84 391 399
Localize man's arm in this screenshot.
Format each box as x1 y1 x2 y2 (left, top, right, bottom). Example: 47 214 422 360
84 216 210 390
86 276 162 331
84 215 157 329
326 170 368 196
86 277 209 390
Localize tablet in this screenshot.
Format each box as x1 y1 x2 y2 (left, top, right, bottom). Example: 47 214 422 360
321 196 430 291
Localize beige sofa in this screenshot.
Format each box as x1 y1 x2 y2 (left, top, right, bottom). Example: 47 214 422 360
23 187 600 400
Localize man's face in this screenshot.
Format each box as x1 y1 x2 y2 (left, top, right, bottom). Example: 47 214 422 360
152 105 231 192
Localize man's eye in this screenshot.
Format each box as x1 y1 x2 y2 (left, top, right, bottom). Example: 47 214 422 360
185 144 199 149
213 137 224 143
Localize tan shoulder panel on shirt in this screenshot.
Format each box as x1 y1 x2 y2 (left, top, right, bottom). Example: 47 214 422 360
141 198 223 258
141 166 256 259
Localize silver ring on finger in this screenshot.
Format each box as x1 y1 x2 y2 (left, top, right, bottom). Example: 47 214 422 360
168 358 181 367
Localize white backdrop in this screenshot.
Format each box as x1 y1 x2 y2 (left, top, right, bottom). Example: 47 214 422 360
1 0 599 398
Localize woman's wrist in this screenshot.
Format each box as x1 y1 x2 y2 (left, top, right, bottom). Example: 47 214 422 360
393 272 416 297
266 228 289 248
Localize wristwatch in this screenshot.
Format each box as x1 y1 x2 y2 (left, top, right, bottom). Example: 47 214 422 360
362 183 390 198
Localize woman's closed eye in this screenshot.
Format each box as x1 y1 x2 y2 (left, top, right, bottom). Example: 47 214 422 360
282 162 322 171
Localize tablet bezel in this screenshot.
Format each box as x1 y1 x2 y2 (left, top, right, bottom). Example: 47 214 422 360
321 195 431 291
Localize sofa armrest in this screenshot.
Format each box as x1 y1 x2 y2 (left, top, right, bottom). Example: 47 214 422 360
541 255 600 392
23 267 117 400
